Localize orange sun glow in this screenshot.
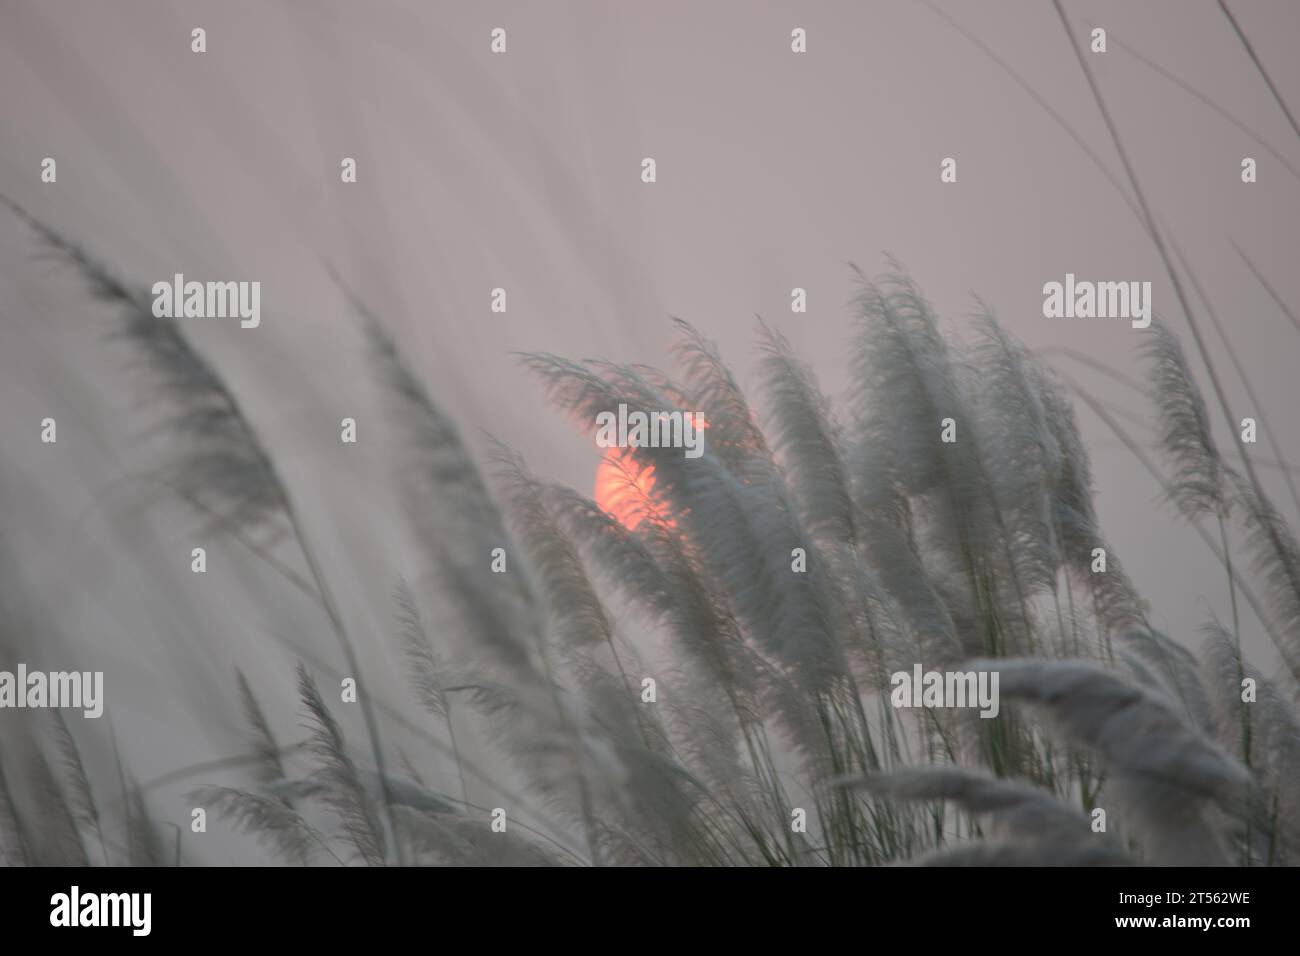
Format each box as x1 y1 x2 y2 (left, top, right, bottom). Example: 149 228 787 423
594 446 667 531
593 416 708 531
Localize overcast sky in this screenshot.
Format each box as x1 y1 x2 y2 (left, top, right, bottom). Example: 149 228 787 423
1 1 1297 853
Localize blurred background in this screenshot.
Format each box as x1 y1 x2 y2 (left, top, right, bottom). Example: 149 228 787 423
1 0 1297 863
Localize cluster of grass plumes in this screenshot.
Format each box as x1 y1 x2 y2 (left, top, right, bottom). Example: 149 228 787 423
0 703 174 867
2 202 1299 866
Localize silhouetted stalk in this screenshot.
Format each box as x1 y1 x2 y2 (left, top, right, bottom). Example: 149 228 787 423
919 0 1141 221
211 380 402 864
1217 0 1300 141
1063 374 1284 657
1166 232 1300 516
533 638 604 866
1105 31 1300 185
1054 0 1300 684
441 700 470 813
1233 238 1300 337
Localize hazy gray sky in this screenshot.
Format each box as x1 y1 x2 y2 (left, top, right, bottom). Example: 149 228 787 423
1 1 1298 850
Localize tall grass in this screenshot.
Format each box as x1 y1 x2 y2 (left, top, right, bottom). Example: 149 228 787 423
1 196 1297 863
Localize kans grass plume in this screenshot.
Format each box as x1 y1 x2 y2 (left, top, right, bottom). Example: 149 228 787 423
1 201 1298 866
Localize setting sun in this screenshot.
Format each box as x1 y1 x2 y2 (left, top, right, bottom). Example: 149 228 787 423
594 415 708 530
594 446 664 531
